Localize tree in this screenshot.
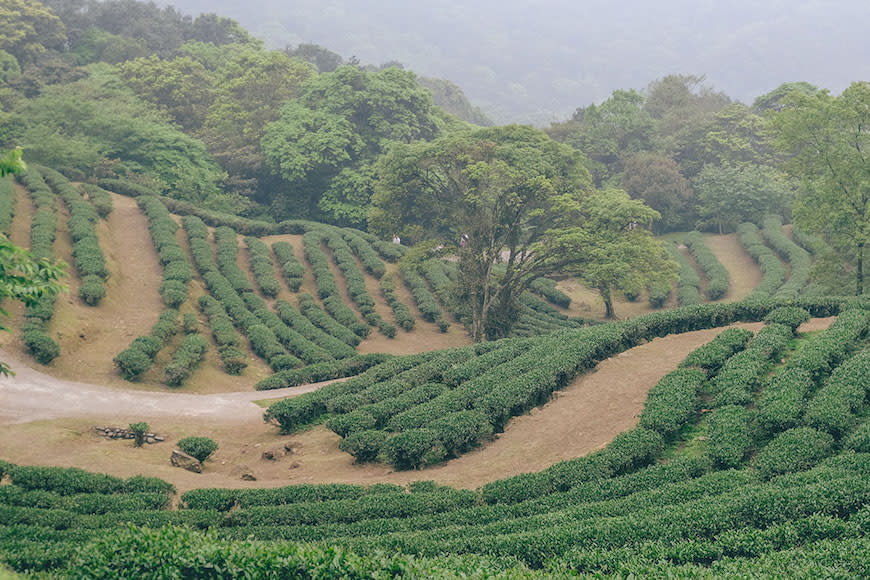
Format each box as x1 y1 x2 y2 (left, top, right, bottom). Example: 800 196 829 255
0 0 66 66
622 154 694 233
771 82 870 294
694 164 792 234
373 125 666 337
262 65 440 226
568 190 677 318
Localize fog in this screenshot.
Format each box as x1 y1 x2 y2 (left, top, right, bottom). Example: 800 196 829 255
159 0 870 124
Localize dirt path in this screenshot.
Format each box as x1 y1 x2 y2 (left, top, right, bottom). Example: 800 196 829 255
0 318 833 491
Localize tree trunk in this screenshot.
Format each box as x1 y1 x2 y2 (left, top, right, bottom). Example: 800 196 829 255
601 287 615 319
858 241 865 295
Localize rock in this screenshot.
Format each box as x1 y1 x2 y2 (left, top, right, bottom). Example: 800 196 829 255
261 450 276 461
154 436 164 442
289 461 301 469
170 449 202 473
284 442 296 454
145 437 156 444
241 472 257 481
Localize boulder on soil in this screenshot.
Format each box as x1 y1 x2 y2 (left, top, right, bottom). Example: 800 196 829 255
241 471 257 481
170 449 202 473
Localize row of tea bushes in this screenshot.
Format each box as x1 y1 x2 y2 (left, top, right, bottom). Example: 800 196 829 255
39 167 109 306
137 197 193 309
243 236 280 298
273 299 358 358
738 222 787 298
528 277 572 308
17 168 60 364
762 215 812 299
113 309 179 381
0 176 15 235
668 242 701 306
379 274 416 331
271 241 304 292
684 231 730 300
197 295 247 375
398 262 448 329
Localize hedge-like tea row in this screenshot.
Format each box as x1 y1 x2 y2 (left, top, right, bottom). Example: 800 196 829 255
77 184 113 218
197 295 247 375
528 277 572 308
709 323 791 408
273 300 357 358
668 242 701 306
803 348 870 437
271 241 304 292
40 166 109 306
706 404 752 468
243 236 279 298
302 230 369 337
113 309 179 380
254 354 390 391
420 259 455 309
5 465 174 496
737 222 787 298
679 327 753 374
763 306 811 331
137 197 193 309
264 350 456 432
752 427 835 480
757 368 815 435
0 176 15 235
785 308 870 382
212 226 252 293
341 230 386 279
322 230 395 337
379 274 415 331
399 262 446 325
296 293 361 347
241 291 333 365
684 231 729 300
163 333 208 387
638 368 706 437
647 275 673 308
18 168 60 364
96 178 158 198
762 215 811 299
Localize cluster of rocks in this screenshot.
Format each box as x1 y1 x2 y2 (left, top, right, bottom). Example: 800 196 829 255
94 426 164 444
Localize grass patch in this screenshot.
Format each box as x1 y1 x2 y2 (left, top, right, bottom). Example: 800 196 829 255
662 416 709 461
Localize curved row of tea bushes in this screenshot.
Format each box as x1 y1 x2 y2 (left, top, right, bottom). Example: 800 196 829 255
341 230 386 279
40 167 109 306
197 295 247 375
322 230 396 337
77 184 113 218
679 327 753 374
271 241 304 292
113 309 179 381
243 236 280 298
398 262 447 327
163 332 209 387
212 226 252 294
183 215 303 371
241 292 333 365
296 293 362 347
684 231 729 300
254 354 390 391
803 348 870 437
17 168 60 364
667 242 701 306
647 275 673 308
379 274 415 331
273 300 357 358
420 259 454 309
738 222 787 298
137 197 193 309
528 277 572 308
762 215 811 299
302 230 369 338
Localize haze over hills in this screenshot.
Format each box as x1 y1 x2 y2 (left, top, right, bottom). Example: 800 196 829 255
157 0 870 124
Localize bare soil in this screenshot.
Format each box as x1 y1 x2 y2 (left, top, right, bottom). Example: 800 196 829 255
704 233 763 302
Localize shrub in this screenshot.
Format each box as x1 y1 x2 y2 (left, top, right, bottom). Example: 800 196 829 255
762 215 812 299
23 329 60 365
668 242 701 306
738 222 787 298
638 368 705 436
705 405 751 468
129 423 149 447
79 275 107 306
164 334 209 387
177 437 218 463
753 427 835 480
383 429 445 470
844 422 870 453
338 430 387 463
684 231 730 300
272 241 304 292
764 307 811 333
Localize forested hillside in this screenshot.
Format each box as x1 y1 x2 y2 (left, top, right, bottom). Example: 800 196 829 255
158 0 870 123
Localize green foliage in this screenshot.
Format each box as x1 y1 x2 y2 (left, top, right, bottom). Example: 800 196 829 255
638 368 705 436
668 242 701 306
379 274 416 331
706 405 752 468
679 327 753 373
338 430 387 463
803 349 870 437
176 437 218 463
764 306 811 332
271 241 304 292
383 429 445 470
164 333 208 387
737 222 787 299
757 368 815 435
114 309 178 381
753 427 834 480
695 165 791 234
398 262 445 325
762 215 812 299
255 354 389 391
243 236 279 298
684 231 729 300
128 423 149 448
